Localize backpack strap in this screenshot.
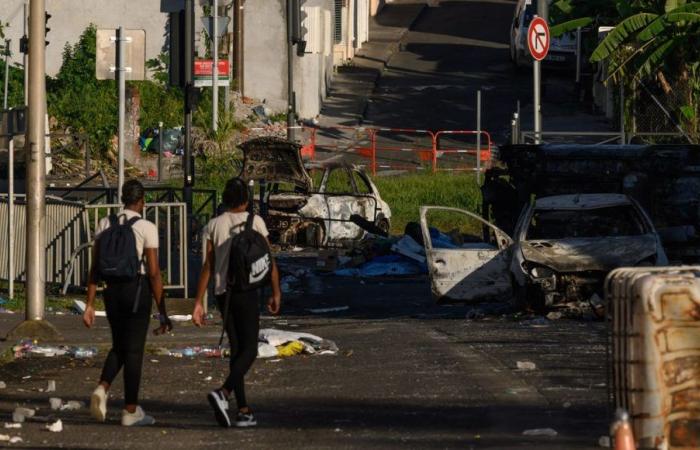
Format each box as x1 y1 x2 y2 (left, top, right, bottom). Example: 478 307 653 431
245 212 255 232
125 216 141 228
108 214 118 228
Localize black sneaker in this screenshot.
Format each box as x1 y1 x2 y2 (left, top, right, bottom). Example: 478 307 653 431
207 390 231 427
234 411 257 428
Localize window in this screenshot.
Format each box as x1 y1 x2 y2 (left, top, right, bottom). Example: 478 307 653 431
324 168 354 194
352 171 372 195
334 0 343 44
527 205 647 240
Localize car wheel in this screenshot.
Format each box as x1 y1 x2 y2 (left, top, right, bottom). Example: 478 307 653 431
512 280 545 313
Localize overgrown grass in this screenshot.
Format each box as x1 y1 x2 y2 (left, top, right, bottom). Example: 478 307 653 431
0 281 104 313
373 172 482 235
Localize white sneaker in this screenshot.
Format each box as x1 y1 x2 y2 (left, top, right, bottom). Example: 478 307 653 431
90 386 107 422
121 406 156 426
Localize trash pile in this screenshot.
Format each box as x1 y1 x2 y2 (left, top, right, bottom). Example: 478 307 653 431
12 340 98 359
158 328 338 360
311 222 468 278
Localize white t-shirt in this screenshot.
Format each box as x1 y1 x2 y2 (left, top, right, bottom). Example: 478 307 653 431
203 212 269 295
95 209 159 275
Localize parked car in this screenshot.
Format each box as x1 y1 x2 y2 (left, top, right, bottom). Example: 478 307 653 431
510 0 577 68
239 137 392 247
420 194 667 310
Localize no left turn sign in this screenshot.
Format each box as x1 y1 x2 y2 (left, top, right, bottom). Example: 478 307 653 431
528 17 550 61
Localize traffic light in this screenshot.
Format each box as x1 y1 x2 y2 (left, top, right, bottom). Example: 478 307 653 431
169 10 186 88
45 12 51 46
290 0 307 54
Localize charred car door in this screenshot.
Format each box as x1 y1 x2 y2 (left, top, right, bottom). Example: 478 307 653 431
420 206 514 303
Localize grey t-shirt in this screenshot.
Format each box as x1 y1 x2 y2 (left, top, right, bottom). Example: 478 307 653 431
203 212 269 295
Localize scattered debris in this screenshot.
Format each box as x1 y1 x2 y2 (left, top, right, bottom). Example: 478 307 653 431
49 398 62 411
520 317 549 327
73 300 106 317
0 435 9 442
12 407 35 423
516 361 537 371
0 381 6 389
277 341 305 357
546 311 563 320
46 380 56 393
13 340 97 359
60 401 84 411
258 343 279 359
522 428 558 437
335 254 425 277
169 314 192 322
204 376 213 381
598 435 611 447
306 306 349 314
3 423 21 429
10 437 23 444
46 419 63 432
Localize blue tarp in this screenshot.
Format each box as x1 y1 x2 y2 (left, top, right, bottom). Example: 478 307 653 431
335 254 427 277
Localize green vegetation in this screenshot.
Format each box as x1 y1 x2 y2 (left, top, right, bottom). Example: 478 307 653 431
551 0 700 140
373 172 482 235
0 280 104 313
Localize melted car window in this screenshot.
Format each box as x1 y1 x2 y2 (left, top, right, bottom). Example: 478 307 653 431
527 205 647 239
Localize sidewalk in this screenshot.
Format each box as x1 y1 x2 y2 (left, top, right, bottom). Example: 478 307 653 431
318 1 427 128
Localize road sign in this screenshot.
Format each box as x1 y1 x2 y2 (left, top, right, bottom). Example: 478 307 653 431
194 59 230 87
527 17 550 61
95 29 146 80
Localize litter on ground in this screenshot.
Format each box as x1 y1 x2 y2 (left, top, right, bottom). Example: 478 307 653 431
49 398 62 410
307 306 350 314
3 423 21 429
522 428 558 437
46 419 63 432
516 361 537 371
73 300 106 317
60 401 84 411
13 340 98 359
0 381 6 389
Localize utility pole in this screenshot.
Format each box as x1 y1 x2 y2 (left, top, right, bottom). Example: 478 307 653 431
212 0 219 132
8 0 60 340
286 0 295 140
23 2 28 105
183 0 194 242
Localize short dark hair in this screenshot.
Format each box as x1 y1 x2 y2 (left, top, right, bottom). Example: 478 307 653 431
222 177 249 209
122 179 145 206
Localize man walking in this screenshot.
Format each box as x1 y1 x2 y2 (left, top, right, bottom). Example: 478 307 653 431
83 179 171 426
192 177 282 428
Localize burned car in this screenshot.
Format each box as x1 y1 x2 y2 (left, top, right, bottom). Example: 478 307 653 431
420 193 667 309
510 194 667 309
239 137 391 246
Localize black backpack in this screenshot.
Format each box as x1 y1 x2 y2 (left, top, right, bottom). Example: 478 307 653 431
226 213 272 293
97 214 142 283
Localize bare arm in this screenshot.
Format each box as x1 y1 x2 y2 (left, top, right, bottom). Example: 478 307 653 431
266 237 282 315
83 243 100 328
145 247 171 334
192 239 215 326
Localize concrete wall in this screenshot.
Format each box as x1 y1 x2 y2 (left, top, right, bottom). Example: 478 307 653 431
243 0 334 119
3 0 169 77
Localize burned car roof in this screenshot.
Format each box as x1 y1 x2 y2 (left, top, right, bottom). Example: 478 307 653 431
238 137 313 192
534 194 632 210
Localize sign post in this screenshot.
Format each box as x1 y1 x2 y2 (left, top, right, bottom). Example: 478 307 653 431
96 28 146 200
528 16 549 145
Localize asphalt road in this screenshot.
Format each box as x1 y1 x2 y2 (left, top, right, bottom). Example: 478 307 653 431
0 269 608 449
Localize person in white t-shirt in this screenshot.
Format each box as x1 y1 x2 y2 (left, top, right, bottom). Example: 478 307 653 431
82 179 171 427
192 177 281 428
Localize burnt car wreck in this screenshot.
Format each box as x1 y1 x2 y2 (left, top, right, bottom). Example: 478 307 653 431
239 138 392 247
421 144 700 309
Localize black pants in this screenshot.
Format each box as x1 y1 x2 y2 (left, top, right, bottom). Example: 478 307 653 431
100 278 152 406
216 290 260 410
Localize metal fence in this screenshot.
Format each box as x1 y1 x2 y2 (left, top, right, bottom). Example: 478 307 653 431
0 195 90 288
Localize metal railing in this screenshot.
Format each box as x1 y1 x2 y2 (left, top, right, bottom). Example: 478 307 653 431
74 202 189 294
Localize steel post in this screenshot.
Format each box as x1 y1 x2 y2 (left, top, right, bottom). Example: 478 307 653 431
25 0 47 322
3 39 10 110
117 26 126 201
533 59 541 144
575 27 582 85
212 0 219 132
8 138 14 300
476 89 481 183
158 121 163 182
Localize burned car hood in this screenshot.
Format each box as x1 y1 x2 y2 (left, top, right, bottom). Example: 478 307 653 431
238 137 313 192
520 235 658 272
